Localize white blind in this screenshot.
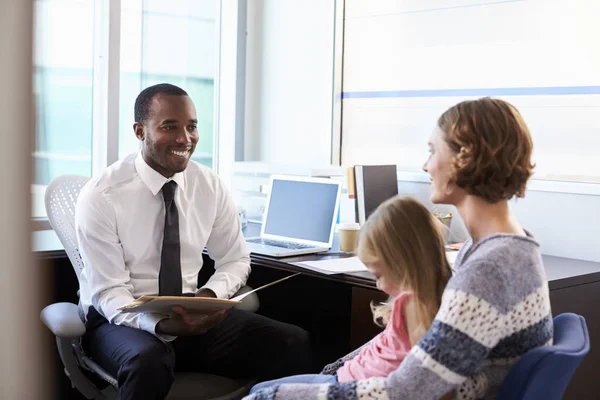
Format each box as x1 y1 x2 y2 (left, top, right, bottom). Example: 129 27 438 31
341 0 600 183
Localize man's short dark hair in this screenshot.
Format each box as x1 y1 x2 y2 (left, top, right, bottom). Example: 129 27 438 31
134 83 188 123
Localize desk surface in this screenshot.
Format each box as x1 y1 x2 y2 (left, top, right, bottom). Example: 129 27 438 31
33 224 600 291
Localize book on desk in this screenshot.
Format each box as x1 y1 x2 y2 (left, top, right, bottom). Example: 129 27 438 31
353 165 399 225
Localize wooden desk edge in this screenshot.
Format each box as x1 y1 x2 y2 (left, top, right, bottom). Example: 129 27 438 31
33 230 600 291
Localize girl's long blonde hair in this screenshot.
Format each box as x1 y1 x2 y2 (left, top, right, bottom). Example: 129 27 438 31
357 196 453 329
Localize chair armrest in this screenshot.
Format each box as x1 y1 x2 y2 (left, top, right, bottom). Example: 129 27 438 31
40 302 86 339
233 286 259 313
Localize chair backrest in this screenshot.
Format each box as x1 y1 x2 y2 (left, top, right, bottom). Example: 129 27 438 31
45 175 91 282
497 313 590 400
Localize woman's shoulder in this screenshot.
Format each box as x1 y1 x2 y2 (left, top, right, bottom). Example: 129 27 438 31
447 233 548 313
457 232 542 273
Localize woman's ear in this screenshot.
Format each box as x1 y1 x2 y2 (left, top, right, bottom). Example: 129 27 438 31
456 147 470 168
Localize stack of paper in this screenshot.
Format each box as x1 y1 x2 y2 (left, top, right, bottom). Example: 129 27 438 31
293 252 458 276
292 256 369 275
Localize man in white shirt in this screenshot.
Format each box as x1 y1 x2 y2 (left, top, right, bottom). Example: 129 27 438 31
76 83 312 399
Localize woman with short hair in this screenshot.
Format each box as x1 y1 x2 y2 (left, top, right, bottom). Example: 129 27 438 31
245 97 553 400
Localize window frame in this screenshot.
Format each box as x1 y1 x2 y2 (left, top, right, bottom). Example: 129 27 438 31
214 0 248 187
92 0 120 177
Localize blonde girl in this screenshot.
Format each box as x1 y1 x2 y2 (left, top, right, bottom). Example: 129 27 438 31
250 195 452 392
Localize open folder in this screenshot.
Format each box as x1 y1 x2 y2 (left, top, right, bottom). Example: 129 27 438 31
118 273 300 315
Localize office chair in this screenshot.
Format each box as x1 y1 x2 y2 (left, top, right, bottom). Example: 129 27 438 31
40 174 259 400
497 312 590 400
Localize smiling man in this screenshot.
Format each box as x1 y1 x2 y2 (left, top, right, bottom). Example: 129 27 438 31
75 84 312 400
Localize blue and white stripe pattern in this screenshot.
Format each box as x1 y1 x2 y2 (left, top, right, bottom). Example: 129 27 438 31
244 233 553 400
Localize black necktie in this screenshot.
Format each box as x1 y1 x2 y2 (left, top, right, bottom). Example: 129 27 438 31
159 180 182 296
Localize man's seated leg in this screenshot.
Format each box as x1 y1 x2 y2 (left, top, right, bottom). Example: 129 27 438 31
83 307 176 400
174 308 313 381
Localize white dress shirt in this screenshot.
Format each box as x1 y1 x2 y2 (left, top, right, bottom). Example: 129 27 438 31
75 152 251 340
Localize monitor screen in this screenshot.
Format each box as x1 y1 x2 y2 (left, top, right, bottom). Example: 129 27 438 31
263 178 339 243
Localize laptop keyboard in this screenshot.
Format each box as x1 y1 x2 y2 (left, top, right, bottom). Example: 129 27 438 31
247 238 314 250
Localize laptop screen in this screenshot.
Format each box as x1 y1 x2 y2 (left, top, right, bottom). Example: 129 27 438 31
263 177 340 243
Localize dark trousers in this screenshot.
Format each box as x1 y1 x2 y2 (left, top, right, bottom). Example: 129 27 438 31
83 307 313 400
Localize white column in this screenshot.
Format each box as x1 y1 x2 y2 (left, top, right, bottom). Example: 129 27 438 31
0 0 48 398
92 0 121 175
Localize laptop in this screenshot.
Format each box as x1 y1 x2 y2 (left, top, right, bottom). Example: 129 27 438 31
245 175 342 257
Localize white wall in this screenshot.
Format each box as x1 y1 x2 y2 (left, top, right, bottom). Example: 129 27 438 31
396 181 600 263
244 0 335 166
0 1 49 398
510 190 600 262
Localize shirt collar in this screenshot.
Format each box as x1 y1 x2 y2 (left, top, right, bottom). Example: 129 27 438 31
134 152 186 196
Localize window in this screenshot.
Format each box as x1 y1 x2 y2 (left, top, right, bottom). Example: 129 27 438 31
33 0 95 217
340 0 600 185
33 0 221 218
119 0 217 168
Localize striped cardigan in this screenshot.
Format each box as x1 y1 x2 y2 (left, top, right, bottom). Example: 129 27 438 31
244 233 553 400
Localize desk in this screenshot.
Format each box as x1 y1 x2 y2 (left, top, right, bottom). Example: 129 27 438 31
33 223 377 288
34 224 600 399
34 223 600 291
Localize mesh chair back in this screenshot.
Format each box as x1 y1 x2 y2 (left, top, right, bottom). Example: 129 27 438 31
44 175 91 282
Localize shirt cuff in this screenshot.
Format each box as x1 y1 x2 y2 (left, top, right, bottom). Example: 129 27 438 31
140 313 177 342
200 279 229 300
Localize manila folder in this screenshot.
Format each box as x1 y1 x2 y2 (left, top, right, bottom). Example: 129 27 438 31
117 272 300 315
118 296 238 315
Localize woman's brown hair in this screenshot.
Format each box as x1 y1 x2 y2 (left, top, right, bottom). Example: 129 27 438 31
438 97 535 203
357 196 452 330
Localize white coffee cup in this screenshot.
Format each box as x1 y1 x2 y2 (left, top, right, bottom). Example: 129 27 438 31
338 222 361 253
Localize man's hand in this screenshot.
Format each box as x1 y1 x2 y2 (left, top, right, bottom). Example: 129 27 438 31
195 288 217 298
156 305 229 336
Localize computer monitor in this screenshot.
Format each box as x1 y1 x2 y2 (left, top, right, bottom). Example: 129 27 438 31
261 175 342 246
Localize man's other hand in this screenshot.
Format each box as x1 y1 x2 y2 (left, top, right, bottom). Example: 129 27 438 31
194 288 217 298
156 305 229 336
